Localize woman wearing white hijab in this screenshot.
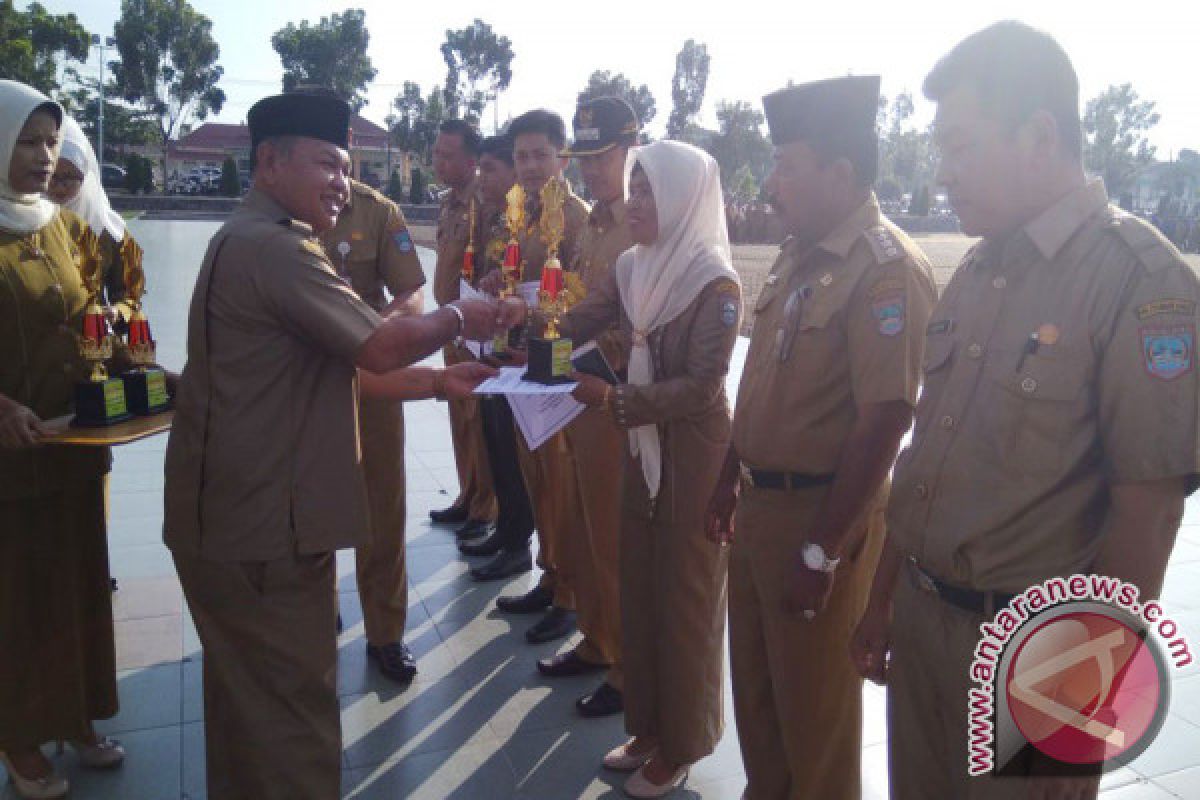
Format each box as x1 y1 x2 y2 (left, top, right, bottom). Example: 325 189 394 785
0 79 126 799
47 114 137 307
560 140 741 798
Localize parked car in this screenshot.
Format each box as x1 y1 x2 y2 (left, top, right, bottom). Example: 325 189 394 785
101 163 126 189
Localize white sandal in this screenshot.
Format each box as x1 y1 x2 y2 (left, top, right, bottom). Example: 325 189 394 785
603 741 655 772
0 752 69 799
623 763 688 798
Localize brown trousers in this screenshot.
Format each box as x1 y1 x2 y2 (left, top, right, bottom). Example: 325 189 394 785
444 344 497 521
356 397 408 645
516 430 578 609
729 485 884 800
622 505 729 765
175 550 340 800
564 407 624 688
888 569 1099 800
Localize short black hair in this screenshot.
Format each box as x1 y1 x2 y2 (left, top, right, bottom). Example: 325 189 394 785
479 134 513 167
508 109 567 149
924 20 1082 160
438 119 482 157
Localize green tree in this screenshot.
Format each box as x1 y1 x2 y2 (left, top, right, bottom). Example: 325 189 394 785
666 39 709 140
909 184 931 216
390 81 446 165
440 18 514 123
1084 83 1159 208
59 69 158 161
704 100 771 189
110 0 225 185
409 165 428 204
271 9 376 112
385 168 403 203
876 92 937 206
577 70 656 129
123 153 154 193
0 0 90 94
219 156 239 196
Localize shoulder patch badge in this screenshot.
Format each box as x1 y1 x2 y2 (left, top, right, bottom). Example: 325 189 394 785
721 298 739 328
392 229 414 254
1141 324 1194 381
1136 298 1196 320
871 291 906 336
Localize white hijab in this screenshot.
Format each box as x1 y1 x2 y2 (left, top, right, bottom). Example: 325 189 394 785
57 114 126 241
0 79 62 235
615 140 739 498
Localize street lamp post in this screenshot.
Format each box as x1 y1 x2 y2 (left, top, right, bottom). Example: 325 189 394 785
90 34 116 167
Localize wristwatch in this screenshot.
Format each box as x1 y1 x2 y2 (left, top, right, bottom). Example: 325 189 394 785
800 541 840 574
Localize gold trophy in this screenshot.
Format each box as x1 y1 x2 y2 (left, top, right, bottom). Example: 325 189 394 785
527 178 575 384
119 238 170 415
72 228 132 426
493 184 527 356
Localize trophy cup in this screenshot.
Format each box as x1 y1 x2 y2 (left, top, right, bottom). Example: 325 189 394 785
492 184 527 357
526 178 574 384
118 237 170 416
72 228 132 427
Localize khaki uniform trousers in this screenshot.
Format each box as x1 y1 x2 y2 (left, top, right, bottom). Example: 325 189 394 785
888 569 1096 800
174 550 340 800
355 397 408 645
516 430 578 609
444 344 497 521
730 484 884 800
621 507 729 765
564 406 624 688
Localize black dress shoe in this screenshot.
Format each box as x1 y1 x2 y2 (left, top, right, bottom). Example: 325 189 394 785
576 682 624 718
470 549 533 581
366 641 418 684
496 585 553 614
455 519 494 540
537 649 607 678
525 607 576 644
429 504 468 525
459 530 505 557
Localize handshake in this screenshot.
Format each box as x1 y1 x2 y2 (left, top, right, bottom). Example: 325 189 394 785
448 295 527 341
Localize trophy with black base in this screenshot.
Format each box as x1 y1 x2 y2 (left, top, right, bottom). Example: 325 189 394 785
118 237 170 416
526 178 574 385
72 228 132 427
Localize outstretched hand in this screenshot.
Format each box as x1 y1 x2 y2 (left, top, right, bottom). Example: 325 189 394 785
442 362 497 399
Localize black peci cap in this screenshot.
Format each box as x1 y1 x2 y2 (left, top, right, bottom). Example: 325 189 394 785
763 75 881 183
247 92 351 151
561 96 640 157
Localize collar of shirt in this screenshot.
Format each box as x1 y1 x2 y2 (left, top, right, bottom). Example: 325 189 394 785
813 192 883 262
1022 178 1109 263
446 178 478 212
589 197 625 231
242 187 312 235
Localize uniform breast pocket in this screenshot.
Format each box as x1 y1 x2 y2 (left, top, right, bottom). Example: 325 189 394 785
913 336 956 439
982 351 1091 472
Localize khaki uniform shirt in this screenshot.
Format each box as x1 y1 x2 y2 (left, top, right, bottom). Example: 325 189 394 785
164 189 382 561
433 181 477 307
732 195 937 474
319 180 425 311
888 180 1200 591
517 184 590 284
0 210 115 499
571 198 634 372
475 200 509 281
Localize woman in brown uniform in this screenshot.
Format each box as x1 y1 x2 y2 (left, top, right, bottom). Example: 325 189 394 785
561 140 741 798
0 80 125 800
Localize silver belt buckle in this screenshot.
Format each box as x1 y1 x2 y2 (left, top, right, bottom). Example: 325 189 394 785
909 556 939 595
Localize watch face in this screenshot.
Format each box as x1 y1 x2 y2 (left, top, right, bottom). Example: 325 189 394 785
803 544 824 571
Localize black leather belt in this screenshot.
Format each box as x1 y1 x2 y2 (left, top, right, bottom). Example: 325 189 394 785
740 464 835 491
907 557 1015 616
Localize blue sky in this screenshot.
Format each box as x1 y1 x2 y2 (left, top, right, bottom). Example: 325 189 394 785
46 0 1200 157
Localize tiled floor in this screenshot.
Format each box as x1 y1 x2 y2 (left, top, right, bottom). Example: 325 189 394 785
4 223 1200 799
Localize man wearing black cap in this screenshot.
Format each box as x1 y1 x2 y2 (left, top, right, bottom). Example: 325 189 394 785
534 97 638 719
706 76 936 798
164 91 515 799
